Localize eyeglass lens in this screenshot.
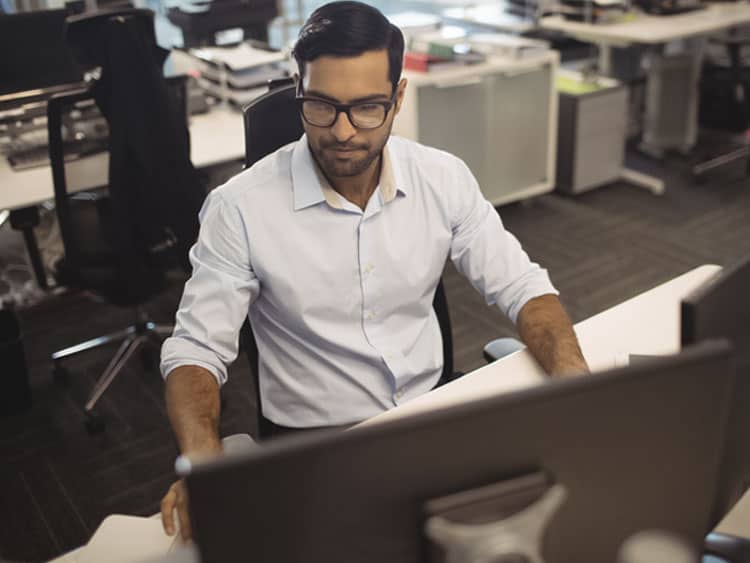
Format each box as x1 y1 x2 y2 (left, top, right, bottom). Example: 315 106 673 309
301 100 388 129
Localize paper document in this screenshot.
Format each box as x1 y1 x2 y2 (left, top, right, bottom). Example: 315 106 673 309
190 43 287 72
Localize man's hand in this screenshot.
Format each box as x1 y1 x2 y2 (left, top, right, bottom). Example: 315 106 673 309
162 366 223 542
161 479 191 541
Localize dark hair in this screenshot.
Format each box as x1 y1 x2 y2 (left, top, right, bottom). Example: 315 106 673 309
292 1 404 93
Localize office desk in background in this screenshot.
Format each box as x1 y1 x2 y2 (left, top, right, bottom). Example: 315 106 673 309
540 2 750 47
0 105 246 288
48 264 750 563
541 2 750 160
442 3 536 34
0 105 246 212
393 51 560 206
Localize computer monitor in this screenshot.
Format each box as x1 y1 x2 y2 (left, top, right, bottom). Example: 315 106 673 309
682 256 750 526
0 9 84 104
185 341 735 563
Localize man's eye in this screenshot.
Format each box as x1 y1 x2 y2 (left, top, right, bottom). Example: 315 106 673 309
308 101 332 111
357 104 381 113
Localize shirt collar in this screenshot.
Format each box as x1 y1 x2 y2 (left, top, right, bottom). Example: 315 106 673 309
291 135 407 212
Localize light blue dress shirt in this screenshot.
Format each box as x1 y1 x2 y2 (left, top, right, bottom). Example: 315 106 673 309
160 135 557 427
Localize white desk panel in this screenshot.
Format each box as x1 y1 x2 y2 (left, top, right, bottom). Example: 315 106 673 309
0 106 245 211
541 2 750 46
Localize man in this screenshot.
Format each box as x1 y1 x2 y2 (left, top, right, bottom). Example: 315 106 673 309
160 0 588 540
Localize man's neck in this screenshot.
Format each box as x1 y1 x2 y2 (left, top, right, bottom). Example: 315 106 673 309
326 156 382 211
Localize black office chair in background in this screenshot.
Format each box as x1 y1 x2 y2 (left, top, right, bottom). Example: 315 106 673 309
238 79 457 439
48 8 204 431
694 27 750 179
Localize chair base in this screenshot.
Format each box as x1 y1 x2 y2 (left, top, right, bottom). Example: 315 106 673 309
692 139 750 177
52 314 172 415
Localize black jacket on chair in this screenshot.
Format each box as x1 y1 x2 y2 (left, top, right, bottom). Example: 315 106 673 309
62 10 204 303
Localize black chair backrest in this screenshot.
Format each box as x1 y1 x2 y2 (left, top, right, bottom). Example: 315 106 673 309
47 74 192 303
242 79 303 169
47 86 101 271
241 83 454 438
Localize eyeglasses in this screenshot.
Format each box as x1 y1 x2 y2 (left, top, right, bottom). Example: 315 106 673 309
296 86 397 130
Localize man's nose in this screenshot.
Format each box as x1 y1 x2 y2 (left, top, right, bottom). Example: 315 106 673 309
330 110 357 142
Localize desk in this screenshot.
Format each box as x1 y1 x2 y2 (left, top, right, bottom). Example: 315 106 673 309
540 2 750 47
0 105 245 287
540 2 750 160
442 4 536 34
0 105 246 212
394 51 559 206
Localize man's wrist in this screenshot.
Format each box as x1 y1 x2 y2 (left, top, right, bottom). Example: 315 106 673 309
174 447 221 477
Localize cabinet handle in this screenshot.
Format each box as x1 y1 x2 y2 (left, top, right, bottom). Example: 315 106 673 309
433 76 484 89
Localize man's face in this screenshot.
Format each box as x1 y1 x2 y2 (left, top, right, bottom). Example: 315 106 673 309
300 49 406 180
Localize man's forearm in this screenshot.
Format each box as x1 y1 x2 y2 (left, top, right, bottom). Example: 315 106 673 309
165 365 222 457
516 294 589 377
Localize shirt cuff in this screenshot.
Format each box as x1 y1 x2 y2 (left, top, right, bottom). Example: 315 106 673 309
504 269 559 324
160 336 228 387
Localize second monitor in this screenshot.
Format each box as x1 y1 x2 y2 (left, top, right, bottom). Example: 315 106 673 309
682 256 750 526
0 9 83 103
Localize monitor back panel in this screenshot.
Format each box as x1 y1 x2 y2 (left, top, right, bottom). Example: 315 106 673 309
0 10 83 98
682 257 750 523
187 342 734 563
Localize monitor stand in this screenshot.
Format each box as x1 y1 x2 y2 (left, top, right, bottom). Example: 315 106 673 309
424 471 565 563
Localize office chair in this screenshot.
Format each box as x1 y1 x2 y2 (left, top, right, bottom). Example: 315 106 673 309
239 80 457 439
48 9 204 432
694 28 750 179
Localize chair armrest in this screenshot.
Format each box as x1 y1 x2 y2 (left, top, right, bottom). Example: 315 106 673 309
483 338 525 363
704 532 750 563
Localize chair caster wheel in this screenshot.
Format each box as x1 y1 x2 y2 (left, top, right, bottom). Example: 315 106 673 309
84 412 106 434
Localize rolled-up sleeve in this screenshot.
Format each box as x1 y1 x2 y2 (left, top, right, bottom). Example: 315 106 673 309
160 190 259 386
448 159 557 324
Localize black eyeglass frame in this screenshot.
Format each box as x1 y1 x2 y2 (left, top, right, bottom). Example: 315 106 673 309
294 82 398 130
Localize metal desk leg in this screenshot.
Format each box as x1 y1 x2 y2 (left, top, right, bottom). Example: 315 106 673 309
9 207 48 290
598 43 667 196
620 167 665 195
598 43 613 77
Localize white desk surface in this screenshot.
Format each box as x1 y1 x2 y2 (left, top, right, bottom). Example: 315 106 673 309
442 4 536 33
362 264 721 427
540 1 750 45
0 105 245 212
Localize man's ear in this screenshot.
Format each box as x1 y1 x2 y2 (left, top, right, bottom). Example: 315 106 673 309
394 78 408 114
